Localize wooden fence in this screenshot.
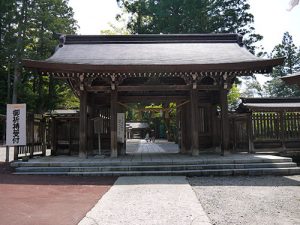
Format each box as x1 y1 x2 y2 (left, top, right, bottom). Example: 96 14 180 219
230 111 300 152
0 114 46 160
15 114 46 159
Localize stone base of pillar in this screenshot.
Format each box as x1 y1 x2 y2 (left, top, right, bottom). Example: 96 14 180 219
111 149 118 158
78 152 86 158
192 149 199 156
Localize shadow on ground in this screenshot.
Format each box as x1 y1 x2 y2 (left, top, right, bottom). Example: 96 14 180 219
0 163 117 185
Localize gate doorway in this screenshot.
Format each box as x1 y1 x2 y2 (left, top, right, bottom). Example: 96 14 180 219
122 102 180 155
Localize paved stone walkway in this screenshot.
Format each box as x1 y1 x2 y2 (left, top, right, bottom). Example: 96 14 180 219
126 139 179 154
79 176 212 225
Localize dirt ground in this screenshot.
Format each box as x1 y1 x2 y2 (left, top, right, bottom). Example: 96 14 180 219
189 176 300 225
0 163 116 225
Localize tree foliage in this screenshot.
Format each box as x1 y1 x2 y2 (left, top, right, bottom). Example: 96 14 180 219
228 84 241 110
241 77 263 97
265 32 300 97
116 0 262 52
0 0 78 114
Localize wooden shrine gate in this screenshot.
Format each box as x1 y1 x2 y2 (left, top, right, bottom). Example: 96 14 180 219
23 34 283 157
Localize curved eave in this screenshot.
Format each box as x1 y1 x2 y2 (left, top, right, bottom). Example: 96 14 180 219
280 72 300 86
22 58 284 76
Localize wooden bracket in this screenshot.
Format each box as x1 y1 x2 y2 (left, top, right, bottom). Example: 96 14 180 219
79 74 84 91
192 73 197 89
222 73 228 90
110 74 116 90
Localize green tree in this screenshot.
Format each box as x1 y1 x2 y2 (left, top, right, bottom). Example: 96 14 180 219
265 32 300 97
116 0 262 52
0 0 78 113
241 77 264 97
228 84 241 110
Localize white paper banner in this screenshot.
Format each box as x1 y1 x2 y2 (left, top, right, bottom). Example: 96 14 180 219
6 104 26 146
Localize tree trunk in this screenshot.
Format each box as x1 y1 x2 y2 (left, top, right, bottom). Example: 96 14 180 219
12 0 28 104
7 62 11 104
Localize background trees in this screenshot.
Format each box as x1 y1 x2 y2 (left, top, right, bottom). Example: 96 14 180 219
265 32 300 97
0 0 78 114
1 0 299 117
116 0 262 52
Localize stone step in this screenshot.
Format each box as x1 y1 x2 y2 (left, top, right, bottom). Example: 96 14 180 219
10 157 292 168
14 162 297 173
13 167 300 176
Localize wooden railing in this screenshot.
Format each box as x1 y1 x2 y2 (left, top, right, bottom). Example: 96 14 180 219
230 111 300 152
252 112 280 141
15 114 46 159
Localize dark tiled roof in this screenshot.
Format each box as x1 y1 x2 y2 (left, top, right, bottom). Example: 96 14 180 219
241 98 300 111
46 43 261 65
244 102 300 109
23 34 284 74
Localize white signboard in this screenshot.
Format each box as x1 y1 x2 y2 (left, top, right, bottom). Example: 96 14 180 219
117 113 125 143
6 104 26 146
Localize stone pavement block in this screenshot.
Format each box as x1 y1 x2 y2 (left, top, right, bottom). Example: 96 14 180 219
79 176 212 225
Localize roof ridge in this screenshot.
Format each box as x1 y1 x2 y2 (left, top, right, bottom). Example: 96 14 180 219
241 97 300 103
58 33 243 46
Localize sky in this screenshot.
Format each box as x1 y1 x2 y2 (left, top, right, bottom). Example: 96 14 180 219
68 0 300 52
67 0 300 86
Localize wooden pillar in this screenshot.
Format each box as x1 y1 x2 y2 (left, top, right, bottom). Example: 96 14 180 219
79 90 88 158
180 104 187 153
29 114 34 158
248 112 254 153
176 107 180 147
51 118 57 155
175 103 180 145
110 90 118 157
42 119 46 156
87 105 94 155
211 105 219 147
190 89 199 156
13 146 19 160
68 120 72 155
5 146 9 162
220 89 229 155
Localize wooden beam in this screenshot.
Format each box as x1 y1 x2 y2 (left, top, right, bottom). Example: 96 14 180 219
118 85 190 92
86 85 219 93
197 85 219 90
118 95 187 103
190 89 200 156
176 100 190 109
86 86 111 92
79 90 88 158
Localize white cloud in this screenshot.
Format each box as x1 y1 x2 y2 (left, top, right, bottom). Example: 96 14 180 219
248 0 300 52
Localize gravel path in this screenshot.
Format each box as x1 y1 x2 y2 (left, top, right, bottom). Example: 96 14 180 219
188 176 300 225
